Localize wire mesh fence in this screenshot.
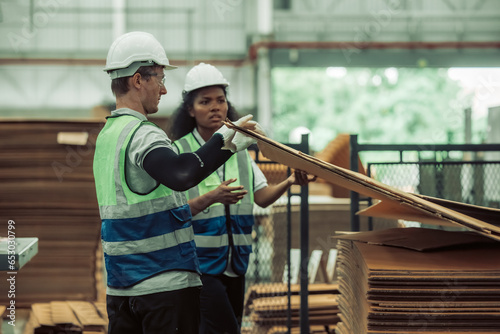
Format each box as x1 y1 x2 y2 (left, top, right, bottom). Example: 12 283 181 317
243 203 291 333
367 161 500 208
243 195 339 333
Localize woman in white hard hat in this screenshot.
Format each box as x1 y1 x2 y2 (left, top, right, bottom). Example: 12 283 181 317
170 63 315 334
96 33 260 334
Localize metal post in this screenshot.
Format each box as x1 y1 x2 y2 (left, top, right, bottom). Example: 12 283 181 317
112 0 126 39
299 134 310 334
366 164 373 231
286 169 292 334
257 47 273 136
254 225 260 283
350 134 360 231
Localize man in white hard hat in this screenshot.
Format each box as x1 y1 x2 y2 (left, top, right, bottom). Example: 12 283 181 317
93 32 259 334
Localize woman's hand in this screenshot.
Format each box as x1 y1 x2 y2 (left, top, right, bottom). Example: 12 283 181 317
212 178 248 205
288 170 317 186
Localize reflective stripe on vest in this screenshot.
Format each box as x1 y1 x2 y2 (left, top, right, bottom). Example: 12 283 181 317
174 132 254 275
93 115 199 288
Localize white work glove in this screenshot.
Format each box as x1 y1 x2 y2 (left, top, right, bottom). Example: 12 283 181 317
254 122 267 137
215 114 258 153
226 131 257 153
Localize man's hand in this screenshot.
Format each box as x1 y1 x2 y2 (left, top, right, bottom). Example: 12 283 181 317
216 115 259 153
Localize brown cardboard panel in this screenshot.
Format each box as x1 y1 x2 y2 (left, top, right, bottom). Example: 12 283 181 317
416 194 500 227
371 306 500 313
357 200 458 227
368 321 500 330
368 274 500 282
257 138 395 201
368 276 500 287
225 120 500 241
375 300 500 308
332 227 496 251
367 330 499 334
355 241 500 272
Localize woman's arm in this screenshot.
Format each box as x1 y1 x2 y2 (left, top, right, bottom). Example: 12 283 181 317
254 170 316 208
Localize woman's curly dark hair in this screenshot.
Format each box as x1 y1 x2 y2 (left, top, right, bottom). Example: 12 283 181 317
168 85 239 141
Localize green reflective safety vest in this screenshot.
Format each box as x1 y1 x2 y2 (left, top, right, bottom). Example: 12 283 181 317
174 131 254 275
93 114 199 288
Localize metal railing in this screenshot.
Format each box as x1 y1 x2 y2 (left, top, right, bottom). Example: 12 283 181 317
349 134 500 231
246 134 310 334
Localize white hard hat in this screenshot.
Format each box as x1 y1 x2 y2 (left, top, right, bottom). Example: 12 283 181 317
183 63 229 94
104 31 177 79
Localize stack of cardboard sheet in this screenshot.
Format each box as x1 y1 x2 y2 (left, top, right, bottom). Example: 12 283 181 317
243 283 340 333
0 120 105 305
22 301 107 334
334 228 500 333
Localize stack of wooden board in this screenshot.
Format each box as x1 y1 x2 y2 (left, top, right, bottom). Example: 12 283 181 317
244 283 340 333
0 120 105 305
22 300 107 334
334 228 500 333
264 326 334 334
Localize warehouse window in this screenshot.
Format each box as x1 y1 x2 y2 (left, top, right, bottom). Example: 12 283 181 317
272 67 500 153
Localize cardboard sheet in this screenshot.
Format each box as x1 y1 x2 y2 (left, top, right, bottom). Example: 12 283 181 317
225 120 500 241
332 227 496 251
354 241 500 272
356 200 458 226
416 194 500 227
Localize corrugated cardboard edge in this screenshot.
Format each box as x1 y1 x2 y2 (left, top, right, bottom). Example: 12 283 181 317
225 120 500 242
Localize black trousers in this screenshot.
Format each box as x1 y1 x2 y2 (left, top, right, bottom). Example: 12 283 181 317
106 287 201 334
199 274 245 334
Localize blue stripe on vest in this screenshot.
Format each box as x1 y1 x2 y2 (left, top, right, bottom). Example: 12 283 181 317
195 214 254 275
191 216 227 236
102 204 192 242
105 240 199 288
197 246 228 275
230 214 254 234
